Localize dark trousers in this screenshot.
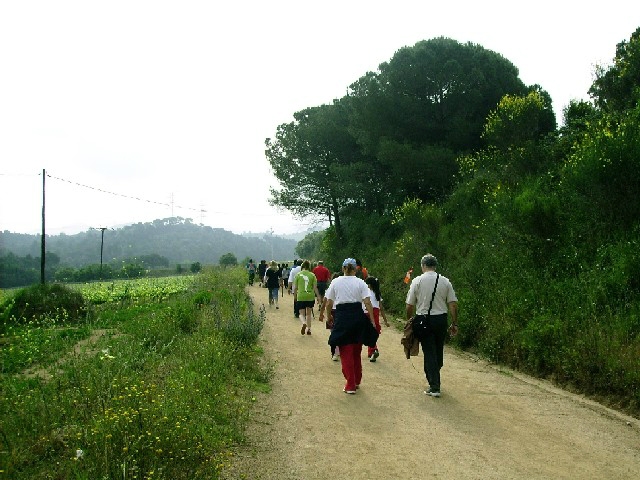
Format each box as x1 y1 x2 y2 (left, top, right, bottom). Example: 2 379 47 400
415 313 448 391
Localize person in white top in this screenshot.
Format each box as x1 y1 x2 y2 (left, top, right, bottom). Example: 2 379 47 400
287 260 302 318
406 254 458 398
323 258 376 394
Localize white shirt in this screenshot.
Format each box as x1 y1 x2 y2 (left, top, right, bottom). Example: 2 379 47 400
325 276 370 305
363 291 381 311
406 271 457 315
288 265 302 292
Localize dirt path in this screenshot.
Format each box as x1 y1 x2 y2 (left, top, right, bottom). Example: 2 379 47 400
222 286 640 479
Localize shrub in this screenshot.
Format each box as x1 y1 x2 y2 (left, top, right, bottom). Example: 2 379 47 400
1 283 87 329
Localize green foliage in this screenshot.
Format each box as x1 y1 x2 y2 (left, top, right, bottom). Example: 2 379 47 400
219 252 238 267
295 231 325 260
266 36 530 231
589 27 640 113
1 283 87 330
483 90 556 150
0 268 269 479
560 106 640 230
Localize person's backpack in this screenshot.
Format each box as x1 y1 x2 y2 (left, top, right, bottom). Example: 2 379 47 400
248 263 256 273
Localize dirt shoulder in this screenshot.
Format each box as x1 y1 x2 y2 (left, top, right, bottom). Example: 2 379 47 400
222 286 640 479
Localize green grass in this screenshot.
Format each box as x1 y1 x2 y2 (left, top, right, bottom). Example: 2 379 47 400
0 267 269 479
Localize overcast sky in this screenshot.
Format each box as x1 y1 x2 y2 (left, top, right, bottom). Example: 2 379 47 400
1 1 638 237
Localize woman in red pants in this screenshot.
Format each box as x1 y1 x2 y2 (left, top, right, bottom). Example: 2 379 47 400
324 258 377 394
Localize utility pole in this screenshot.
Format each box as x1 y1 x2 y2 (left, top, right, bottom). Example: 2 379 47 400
91 227 108 279
41 168 46 284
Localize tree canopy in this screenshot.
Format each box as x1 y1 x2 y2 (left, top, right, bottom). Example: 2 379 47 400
266 37 532 235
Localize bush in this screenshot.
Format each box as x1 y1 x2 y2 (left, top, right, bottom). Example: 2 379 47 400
1 283 87 329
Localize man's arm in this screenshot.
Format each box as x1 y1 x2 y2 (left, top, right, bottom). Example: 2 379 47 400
448 301 459 336
406 303 415 322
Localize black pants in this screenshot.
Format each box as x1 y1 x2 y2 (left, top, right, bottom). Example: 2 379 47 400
414 314 448 391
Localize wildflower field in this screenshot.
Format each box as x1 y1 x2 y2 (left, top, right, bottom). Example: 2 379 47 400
0 268 268 479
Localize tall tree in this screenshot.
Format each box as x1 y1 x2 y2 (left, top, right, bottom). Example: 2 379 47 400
589 27 640 113
346 37 528 205
266 100 373 234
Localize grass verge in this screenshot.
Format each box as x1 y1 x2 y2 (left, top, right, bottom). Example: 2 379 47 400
0 267 269 479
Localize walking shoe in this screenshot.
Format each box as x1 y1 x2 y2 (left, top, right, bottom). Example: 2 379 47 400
301 324 307 335
369 349 379 362
343 388 356 394
276 306 279 309
424 388 441 397
332 354 339 361
306 330 311 335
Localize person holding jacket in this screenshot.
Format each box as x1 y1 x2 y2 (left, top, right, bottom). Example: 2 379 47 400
324 258 377 394
406 254 458 398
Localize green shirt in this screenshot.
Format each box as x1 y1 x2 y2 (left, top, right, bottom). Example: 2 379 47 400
294 270 317 302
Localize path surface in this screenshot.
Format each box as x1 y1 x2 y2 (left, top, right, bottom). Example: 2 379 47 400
222 286 640 479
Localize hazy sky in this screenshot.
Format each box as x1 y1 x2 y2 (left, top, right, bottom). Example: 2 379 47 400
1 1 638 237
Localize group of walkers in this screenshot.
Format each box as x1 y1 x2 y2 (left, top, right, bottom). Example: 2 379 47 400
247 254 459 398
246 259 295 309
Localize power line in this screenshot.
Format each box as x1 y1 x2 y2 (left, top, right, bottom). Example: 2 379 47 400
46 172 206 213
2 170 321 226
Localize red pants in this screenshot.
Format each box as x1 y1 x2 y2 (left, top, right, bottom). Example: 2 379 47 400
339 343 363 391
366 308 381 357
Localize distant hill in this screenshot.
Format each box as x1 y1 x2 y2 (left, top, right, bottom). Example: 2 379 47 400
0 217 298 267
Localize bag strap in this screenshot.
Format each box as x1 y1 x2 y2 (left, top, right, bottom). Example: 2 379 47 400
427 274 439 316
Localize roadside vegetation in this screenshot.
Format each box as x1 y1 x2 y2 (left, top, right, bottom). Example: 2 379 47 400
0 268 268 479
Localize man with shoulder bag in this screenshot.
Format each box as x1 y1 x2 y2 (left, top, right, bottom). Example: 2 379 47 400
406 254 458 398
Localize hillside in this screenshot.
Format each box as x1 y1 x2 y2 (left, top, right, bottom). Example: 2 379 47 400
0 217 297 267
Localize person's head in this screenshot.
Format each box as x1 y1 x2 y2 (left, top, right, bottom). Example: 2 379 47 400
270 260 277 269
342 257 357 275
365 276 381 301
356 258 363 268
301 260 311 270
421 254 438 271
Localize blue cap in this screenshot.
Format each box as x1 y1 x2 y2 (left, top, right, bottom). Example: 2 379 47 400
342 258 357 267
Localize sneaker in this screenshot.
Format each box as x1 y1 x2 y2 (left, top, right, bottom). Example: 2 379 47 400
306 330 311 335
343 388 356 394
331 354 339 361
301 324 307 335
276 306 279 309
369 349 380 362
424 388 441 397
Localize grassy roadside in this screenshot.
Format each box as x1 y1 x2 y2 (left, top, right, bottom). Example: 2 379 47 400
0 267 269 479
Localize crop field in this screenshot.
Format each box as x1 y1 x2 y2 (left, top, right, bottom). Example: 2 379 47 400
0 267 268 479
71 275 197 304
